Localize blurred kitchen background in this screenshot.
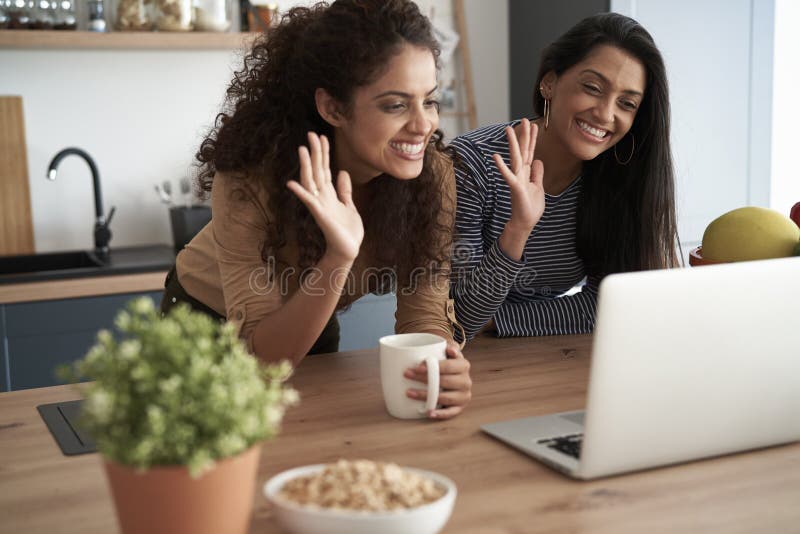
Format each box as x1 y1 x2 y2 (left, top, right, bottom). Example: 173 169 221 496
1 0 798 259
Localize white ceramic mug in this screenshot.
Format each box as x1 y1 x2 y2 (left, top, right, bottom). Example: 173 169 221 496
379 333 447 419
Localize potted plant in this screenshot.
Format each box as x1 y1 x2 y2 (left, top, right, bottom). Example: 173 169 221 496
62 297 298 534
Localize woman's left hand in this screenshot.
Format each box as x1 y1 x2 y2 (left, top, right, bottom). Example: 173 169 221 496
404 340 472 419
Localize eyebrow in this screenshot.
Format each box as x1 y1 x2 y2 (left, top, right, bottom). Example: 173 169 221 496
373 86 439 100
580 69 643 97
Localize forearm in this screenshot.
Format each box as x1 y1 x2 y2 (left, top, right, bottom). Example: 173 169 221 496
494 288 598 337
451 240 525 342
497 221 532 261
251 254 352 365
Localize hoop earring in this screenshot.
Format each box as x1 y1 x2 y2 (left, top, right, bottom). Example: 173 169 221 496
614 132 635 165
543 98 550 130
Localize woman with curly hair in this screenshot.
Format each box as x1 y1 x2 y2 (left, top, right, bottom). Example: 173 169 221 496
450 13 680 342
161 0 471 418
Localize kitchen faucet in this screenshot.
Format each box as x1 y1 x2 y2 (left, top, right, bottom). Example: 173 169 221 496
46 147 116 259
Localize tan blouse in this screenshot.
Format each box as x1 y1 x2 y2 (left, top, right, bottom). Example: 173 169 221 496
175 155 460 352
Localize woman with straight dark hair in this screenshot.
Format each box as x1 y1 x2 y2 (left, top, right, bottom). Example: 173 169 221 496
450 12 679 341
161 0 471 418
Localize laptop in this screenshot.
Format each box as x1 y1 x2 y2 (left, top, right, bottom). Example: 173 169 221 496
481 257 800 480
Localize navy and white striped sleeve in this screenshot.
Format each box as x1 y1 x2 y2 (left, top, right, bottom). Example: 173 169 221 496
494 275 600 337
449 137 525 342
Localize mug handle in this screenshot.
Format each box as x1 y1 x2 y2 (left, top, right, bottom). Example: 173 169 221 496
421 355 440 414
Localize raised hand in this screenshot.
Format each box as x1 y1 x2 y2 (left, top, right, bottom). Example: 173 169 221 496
287 132 365 265
493 119 545 233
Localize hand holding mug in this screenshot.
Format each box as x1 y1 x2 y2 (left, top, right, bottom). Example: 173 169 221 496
403 338 472 420
380 334 470 420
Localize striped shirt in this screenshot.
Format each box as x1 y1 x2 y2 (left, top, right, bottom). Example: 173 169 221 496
449 120 599 341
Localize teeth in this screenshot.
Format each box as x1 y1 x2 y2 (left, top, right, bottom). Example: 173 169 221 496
390 141 424 154
577 120 608 139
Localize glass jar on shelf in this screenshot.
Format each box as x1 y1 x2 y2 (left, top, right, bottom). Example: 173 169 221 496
154 0 192 31
53 0 77 30
87 0 106 31
29 0 54 29
0 0 9 29
114 0 151 31
194 0 230 32
245 0 276 32
7 0 31 28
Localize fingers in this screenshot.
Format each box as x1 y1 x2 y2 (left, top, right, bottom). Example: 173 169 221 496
298 146 316 195
307 132 326 193
407 387 470 407
405 361 471 390
404 352 472 419
505 125 523 172
428 405 464 420
336 170 354 206
527 122 539 165
299 132 336 197
530 159 544 187
492 154 516 186
320 135 333 184
518 119 533 166
496 119 536 185
286 180 319 212
445 342 464 359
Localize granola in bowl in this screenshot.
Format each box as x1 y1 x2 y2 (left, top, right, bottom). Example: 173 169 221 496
264 459 457 534
278 459 446 512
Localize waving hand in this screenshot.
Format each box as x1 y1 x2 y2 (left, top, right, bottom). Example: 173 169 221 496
287 132 365 265
493 119 545 233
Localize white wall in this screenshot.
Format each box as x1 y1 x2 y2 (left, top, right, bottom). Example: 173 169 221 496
612 0 774 256
462 0 509 127
771 0 800 216
1 49 237 252
0 0 509 254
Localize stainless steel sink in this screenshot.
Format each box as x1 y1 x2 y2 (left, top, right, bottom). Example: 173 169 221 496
0 250 106 276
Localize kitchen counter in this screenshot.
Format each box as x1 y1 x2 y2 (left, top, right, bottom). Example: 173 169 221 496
0 245 175 285
0 245 174 304
1 334 798 533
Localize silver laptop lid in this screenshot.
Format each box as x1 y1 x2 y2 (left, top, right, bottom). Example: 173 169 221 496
579 257 800 479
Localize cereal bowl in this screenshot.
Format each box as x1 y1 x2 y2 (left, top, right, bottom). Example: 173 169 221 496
263 462 457 534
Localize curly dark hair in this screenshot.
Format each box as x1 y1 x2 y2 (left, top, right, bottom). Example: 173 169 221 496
195 0 453 306
533 12 681 274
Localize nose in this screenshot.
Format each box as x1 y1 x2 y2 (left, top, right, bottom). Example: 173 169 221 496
406 103 434 135
593 97 615 126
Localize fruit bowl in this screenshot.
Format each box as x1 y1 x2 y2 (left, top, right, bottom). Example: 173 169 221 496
688 246 720 267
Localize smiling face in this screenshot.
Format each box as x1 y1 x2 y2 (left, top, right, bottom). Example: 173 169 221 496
542 44 646 162
330 44 440 185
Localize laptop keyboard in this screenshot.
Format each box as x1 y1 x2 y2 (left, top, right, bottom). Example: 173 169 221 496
538 433 583 459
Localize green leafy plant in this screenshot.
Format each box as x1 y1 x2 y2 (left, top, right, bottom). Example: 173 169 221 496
61 297 299 477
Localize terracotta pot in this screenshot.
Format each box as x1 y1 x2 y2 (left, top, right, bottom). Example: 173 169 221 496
103 444 261 534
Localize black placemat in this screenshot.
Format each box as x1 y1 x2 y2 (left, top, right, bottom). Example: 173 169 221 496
37 400 97 455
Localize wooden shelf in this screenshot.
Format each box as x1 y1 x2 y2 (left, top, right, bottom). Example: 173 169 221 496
0 29 257 50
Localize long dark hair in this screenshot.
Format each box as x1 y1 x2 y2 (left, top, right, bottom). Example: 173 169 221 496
533 12 680 274
196 0 453 301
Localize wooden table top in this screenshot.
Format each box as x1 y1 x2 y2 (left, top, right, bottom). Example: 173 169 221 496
0 334 797 533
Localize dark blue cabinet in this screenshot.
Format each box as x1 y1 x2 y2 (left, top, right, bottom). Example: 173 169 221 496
337 293 396 352
0 291 397 391
0 291 163 391
0 306 8 392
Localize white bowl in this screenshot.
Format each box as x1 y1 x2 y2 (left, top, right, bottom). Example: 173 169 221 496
263 463 457 534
